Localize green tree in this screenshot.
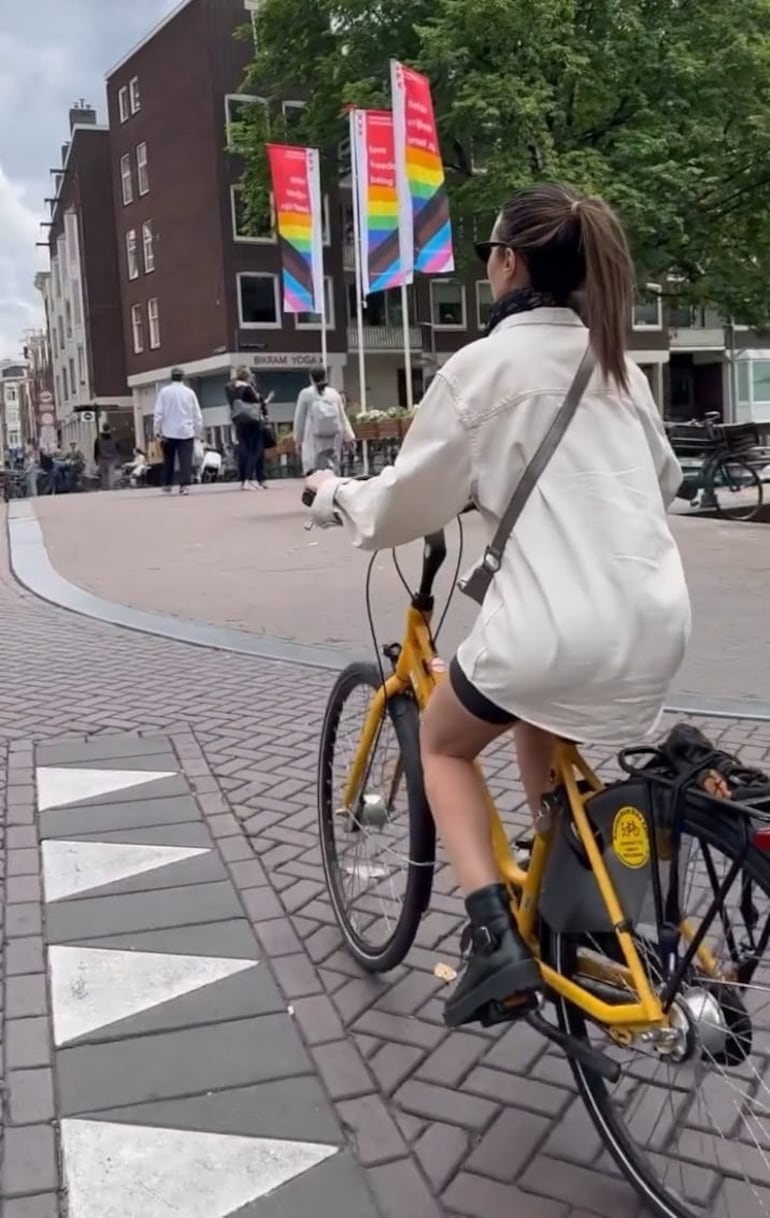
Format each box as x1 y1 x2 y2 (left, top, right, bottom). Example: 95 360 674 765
234 0 770 323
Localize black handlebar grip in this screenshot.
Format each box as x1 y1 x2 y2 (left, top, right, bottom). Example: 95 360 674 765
301 489 316 508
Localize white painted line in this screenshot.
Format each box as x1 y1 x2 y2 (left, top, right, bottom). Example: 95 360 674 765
60 1119 338 1217
42 840 209 903
49 946 257 1045
36 766 177 811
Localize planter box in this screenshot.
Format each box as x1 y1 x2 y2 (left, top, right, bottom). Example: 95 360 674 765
355 421 380 441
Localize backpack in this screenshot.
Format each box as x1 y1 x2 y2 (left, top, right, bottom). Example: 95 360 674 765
310 390 341 440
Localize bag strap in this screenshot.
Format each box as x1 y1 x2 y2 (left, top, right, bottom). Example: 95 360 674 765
464 344 596 602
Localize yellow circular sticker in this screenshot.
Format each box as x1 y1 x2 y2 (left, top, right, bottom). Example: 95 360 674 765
612 807 650 869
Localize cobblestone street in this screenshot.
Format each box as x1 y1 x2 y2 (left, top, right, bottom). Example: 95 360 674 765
2 499 770 1216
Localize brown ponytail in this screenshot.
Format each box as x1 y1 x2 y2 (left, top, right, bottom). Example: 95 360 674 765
496 184 635 391
573 196 633 391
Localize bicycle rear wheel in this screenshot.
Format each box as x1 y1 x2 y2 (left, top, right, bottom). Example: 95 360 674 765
549 802 770 1218
710 457 763 522
318 662 435 972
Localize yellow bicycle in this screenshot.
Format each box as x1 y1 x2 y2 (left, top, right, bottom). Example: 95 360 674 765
312 505 770 1218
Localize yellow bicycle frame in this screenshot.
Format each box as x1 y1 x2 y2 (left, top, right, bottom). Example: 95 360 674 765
342 605 679 1034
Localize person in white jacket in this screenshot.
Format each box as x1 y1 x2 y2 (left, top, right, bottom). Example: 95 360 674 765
153 368 203 495
294 368 355 475
307 182 690 1030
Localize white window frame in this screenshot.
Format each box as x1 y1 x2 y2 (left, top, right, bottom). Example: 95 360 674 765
131 303 144 353
237 272 281 329
120 153 133 206
295 277 335 329
430 278 467 330
632 283 663 330
475 280 493 330
118 86 130 123
142 222 155 273
129 76 141 115
230 185 275 244
148 298 161 349
136 142 149 196
126 229 139 280
225 94 267 148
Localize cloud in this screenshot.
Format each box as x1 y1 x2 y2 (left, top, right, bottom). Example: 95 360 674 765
0 0 180 358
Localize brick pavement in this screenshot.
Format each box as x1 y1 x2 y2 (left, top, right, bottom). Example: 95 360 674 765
31 483 770 709
2 505 770 1215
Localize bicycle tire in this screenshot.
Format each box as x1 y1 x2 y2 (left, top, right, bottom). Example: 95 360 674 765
318 661 435 972
548 802 770 1218
709 456 763 522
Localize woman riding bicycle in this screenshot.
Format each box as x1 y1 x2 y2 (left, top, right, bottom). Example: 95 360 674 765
307 183 691 1028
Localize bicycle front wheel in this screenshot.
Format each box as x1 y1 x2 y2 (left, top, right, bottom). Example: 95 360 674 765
549 802 770 1218
710 457 763 522
318 662 435 972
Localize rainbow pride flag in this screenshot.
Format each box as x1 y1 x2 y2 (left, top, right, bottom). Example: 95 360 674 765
266 144 324 314
390 61 454 280
351 109 403 295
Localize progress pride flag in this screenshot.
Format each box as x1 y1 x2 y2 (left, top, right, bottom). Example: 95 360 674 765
266 143 324 314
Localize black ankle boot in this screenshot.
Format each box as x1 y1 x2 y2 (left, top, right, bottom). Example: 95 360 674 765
444 883 542 1028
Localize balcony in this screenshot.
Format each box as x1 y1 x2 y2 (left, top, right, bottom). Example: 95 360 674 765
347 324 423 351
669 308 726 352
343 243 355 271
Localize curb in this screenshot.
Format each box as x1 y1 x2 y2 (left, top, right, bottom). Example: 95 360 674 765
7 500 770 723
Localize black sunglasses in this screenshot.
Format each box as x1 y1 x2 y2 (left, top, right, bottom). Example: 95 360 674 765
474 240 511 264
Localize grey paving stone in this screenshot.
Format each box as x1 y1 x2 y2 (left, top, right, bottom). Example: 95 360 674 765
62 850 227 901
1 1124 58 1196
6 1017 51 1068
63 821 212 847
39 793 201 837
5 975 48 1019
65 961 285 1046
5 903 43 938
7 1068 55 1124
37 735 172 764
46 880 242 942
52 751 178 773
73 918 259 958
80 1076 342 1143
57 1014 312 1113
4 1196 60 1218
5 936 45 976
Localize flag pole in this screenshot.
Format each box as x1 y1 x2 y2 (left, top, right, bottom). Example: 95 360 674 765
350 109 369 473
400 283 413 410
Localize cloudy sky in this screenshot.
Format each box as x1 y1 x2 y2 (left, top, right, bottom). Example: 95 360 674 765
0 0 179 358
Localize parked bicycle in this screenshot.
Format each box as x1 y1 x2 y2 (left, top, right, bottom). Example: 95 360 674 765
667 412 764 522
306 487 770 1218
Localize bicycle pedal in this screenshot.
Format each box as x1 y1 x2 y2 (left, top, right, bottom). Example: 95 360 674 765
479 994 538 1028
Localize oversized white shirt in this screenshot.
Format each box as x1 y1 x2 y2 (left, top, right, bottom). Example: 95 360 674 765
153 382 203 440
314 308 691 743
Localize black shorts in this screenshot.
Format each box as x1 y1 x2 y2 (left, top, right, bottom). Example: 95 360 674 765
449 657 518 727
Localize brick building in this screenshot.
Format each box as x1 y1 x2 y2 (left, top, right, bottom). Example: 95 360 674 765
46 103 131 453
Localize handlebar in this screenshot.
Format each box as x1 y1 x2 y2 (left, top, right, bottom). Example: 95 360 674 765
303 478 477 608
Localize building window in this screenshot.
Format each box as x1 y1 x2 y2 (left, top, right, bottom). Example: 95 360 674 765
57 316 65 349
118 86 130 123
131 303 144 353
62 366 69 399
296 278 334 329
77 345 86 386
225 95 267 147
72 284 82 328
282 100 305 133
55 374 62 406
322 195 331 246
633 286 662 329
136 143 149 196
142 222 155 272
237 273 281 327
5 385 16 404
52 327 58 357
53 259 61 298
230 186 275 242
126 230 139 280
751 361 770 404
65 299 73 337
348 284 412 326
476 281 493 330
120 154 133 205
430 279 466 328
69 358 76 396
148 298 161 349
65 211 79 265
129 76 141 115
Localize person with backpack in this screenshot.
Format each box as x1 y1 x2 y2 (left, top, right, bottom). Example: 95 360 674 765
226 366 272 490
293 367 354 476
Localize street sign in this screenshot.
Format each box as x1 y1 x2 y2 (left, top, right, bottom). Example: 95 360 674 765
39 390 53 405
80 411 94 422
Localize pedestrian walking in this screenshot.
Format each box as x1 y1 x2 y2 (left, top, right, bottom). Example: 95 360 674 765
93 422 121 491
153 368 203 495
293 367 354 476
225 367 272 490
